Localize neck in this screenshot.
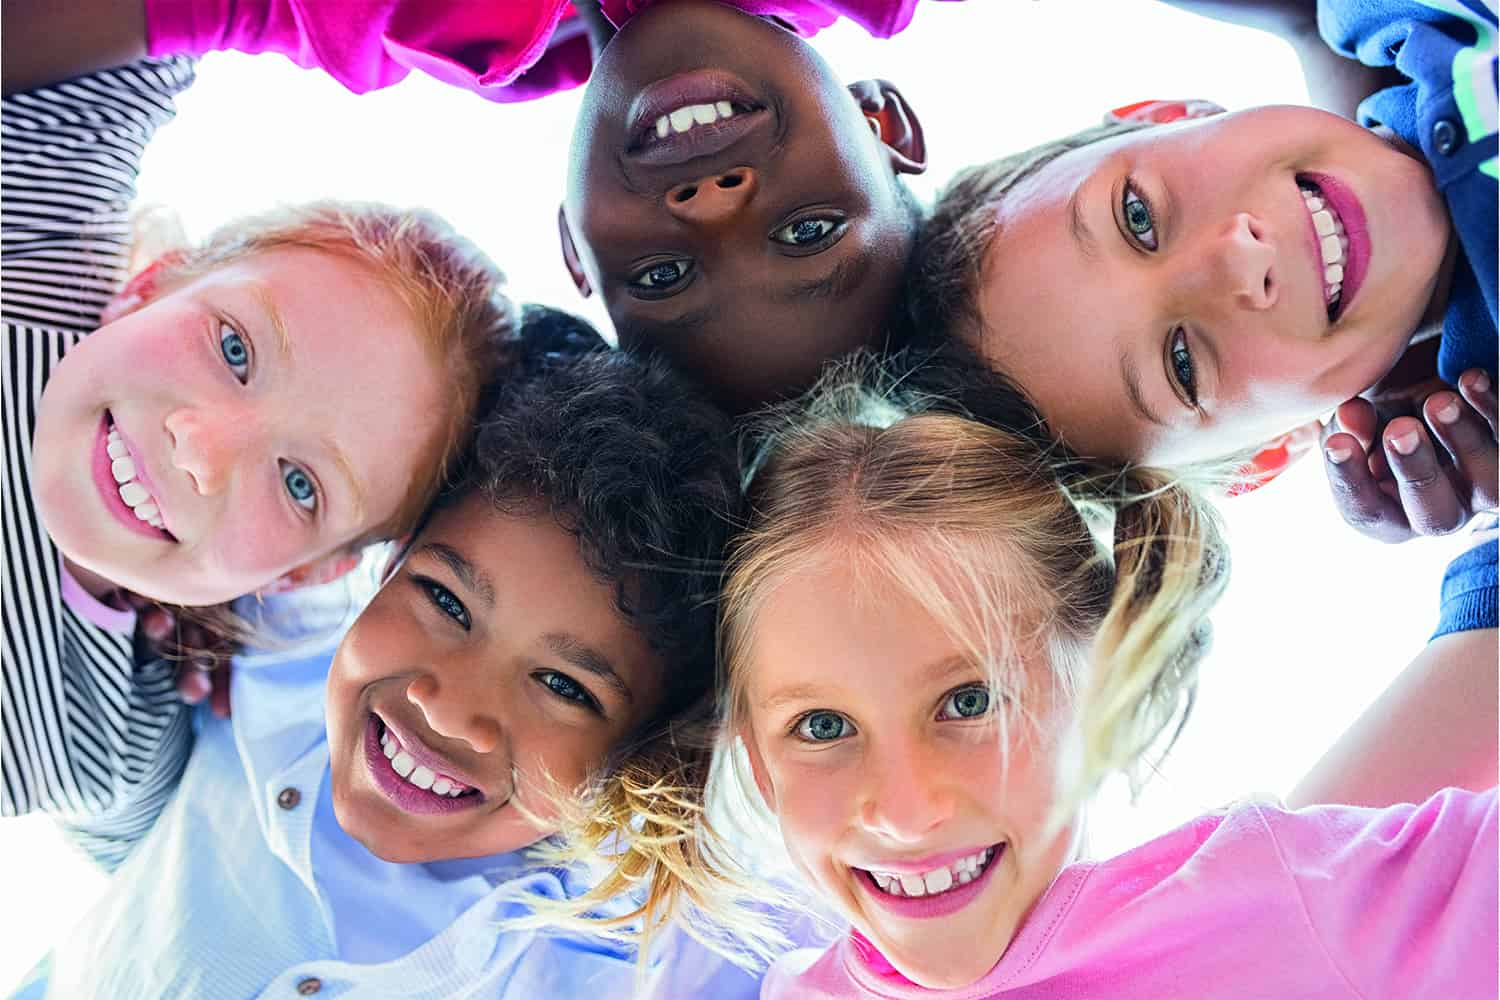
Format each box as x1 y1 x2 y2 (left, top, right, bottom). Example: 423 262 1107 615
61 556 132 609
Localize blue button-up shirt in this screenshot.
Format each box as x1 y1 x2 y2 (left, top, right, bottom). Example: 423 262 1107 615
22 586 803 998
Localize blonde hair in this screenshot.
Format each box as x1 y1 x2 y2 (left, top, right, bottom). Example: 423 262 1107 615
525 353 1229 967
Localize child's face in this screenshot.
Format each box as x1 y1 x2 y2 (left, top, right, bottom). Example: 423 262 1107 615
325 495 665 864
970 107 1451 466
563 1 922 411
31 249 444 605
742 557 1076 990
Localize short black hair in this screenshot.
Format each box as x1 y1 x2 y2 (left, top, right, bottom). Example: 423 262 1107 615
441 338 741 725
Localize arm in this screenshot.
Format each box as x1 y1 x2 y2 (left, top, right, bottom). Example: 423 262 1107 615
1156 1 1400 119
1288 625 1498 809
0 0 146 95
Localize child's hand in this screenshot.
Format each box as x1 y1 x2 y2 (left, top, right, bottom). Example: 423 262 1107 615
1323 370 1497 542
132 600 234 718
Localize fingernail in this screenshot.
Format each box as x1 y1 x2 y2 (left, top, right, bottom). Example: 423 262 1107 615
1464 371 1491 393
1325 445 1352 464
1435 398 1462 424
1388 430 1420 456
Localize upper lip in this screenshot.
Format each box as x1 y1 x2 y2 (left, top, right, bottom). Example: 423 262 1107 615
110 414 175 534
852 844 1001 875
625 70 772 169
375 710 494 798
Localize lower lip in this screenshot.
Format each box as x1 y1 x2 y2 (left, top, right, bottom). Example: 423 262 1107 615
363 714 486 816
92 413 172 541
1304 171 1370 318
856 845 1005 920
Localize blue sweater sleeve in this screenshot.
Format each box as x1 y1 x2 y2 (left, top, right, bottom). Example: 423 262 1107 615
1432 537 1498 639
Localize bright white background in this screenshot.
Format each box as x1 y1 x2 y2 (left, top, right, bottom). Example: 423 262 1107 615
0 0 1472 988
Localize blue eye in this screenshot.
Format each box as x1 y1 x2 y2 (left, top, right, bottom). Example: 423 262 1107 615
415 576 470 629
1121 184 1158 252
937 685 992 721
629 259 692 294
773 216 841 248
795 710 854 742
219 323 250 382
536 671 601 713
280 461 317 512
1168 327 1198 406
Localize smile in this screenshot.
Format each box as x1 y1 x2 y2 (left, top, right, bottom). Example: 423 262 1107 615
1297 180 1347 317
649 99 748 140
93 413 175 542
363 714 487 817
1296 173 1370 323
854 843 1006 919
626 70 770 167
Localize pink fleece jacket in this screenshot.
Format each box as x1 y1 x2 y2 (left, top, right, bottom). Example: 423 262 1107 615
766 788 1498 999
144 0 947 104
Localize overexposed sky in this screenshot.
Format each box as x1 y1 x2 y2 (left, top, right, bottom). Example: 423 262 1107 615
1 0 1471 987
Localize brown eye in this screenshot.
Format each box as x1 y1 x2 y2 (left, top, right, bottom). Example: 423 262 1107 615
629 259 692 292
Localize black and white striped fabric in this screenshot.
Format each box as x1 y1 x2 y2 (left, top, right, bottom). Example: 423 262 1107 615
2 57 197 871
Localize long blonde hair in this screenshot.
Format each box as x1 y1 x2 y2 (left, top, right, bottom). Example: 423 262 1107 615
527 352 1229 968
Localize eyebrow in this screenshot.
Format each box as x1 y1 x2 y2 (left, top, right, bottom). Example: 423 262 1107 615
1120 350 1168 429
758 656 975 715
773 251 873 305
543 632 633 704
251 285 293 361
418 542 496 607
1067 185 1101 262
325 440 368 524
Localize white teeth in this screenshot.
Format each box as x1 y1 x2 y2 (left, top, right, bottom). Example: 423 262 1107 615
383 737 398 760
1311 208 1336 237
1324 263 1343 284
409 765 435 790
923 868 953 894
432 778 452 796
133 502 158 521
106 437 128 460
111 456 135 483
379 725 471 797
651 102 740 141
868 847 997 899
1320 234 1342 265
106 428 167 530
390 750 416 778
898 874 926 897
119 482 149 506
1303 194 1325 213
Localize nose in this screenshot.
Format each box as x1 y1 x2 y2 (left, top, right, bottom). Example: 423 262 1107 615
165 405 262 496
857 737 955 844
1204 212 1278 312
663 167 758 227
405 673 504 756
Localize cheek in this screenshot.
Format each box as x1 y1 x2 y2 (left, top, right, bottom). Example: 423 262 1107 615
771 759 856 864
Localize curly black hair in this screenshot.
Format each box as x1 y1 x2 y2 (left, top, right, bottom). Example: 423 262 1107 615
439 335 741 732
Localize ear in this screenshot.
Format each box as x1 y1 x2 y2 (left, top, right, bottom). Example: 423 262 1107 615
258 549 364 595
99 251 187 325
739 725 778 811
848 79 926 176
557 205 593 299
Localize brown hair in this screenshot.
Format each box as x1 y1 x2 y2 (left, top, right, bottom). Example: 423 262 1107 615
526 352 1229 966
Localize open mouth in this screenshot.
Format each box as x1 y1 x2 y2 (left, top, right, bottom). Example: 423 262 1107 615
94 412 176 541
364 714 487 816
625 70 770 166
854 844 1005 918
1295 173 1368 324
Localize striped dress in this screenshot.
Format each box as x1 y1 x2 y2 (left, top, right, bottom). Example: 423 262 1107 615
2 57 198 871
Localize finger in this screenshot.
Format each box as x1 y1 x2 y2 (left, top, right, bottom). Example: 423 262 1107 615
1324 430 1411 542
210 669 233 719
1333 397 1379 451
1425 390 1498 510
1458 369 1497 439
1384 417 1466 535
139 607 174 644
177 668 211 704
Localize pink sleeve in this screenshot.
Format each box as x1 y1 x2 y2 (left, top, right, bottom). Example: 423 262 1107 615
144 0 578 103
1263 788 1498 1000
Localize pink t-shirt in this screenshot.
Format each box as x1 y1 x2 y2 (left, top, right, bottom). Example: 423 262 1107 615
145 0 947 104
765 788 1498 999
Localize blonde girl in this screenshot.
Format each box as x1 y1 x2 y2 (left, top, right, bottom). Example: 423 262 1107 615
541 354 1496 998
3 55 515 868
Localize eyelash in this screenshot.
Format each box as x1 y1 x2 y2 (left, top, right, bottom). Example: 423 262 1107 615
1168 327 1199 407
413 575 471 630
218 316 320 514
770 214 846 253
1121 179 1159 252
534 671 604 715
790 684 999 744
628 259 693 298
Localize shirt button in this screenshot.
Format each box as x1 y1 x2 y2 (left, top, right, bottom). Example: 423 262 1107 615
277 787 302 810
1432 118 1461 155
296 978 322 996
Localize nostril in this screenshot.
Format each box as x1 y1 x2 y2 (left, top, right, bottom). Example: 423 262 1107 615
673 185 697 203
717 173 743 189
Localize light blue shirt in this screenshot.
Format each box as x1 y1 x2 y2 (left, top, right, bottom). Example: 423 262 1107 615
20 587 784 999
